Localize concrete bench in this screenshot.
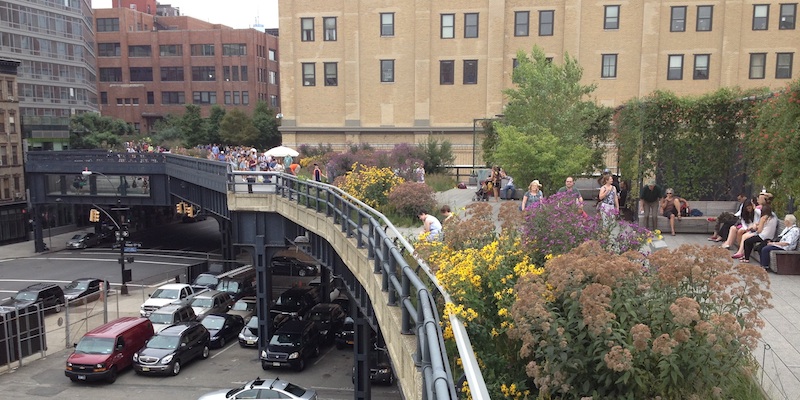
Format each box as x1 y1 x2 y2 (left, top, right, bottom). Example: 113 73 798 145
659 200 739 234
749 220 800 274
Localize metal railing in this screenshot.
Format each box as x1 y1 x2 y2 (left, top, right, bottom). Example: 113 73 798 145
227 171 489 400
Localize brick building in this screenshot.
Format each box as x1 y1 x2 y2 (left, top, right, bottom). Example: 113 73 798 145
95 2 280 133
0 58 28 243
277 0 798 166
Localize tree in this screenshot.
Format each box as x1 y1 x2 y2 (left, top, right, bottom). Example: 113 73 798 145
180 104 207 147
206 105 227 145
252 101 281 149
417 137 455 174
491 46 602 190
219 109 259 145
70 113 133 149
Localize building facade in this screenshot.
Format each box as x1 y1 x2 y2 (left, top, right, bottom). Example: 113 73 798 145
0 58 28 244
94 4 280 133
278 0 798 166
0 0 99 151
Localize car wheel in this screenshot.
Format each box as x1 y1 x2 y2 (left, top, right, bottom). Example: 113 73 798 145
218 337 226 348
313 345 320 357
201 344 210 359
296 358 305 371
261 361 270 370
54 301 63 313
171 360 181 376
298 269 307 277
106 366 118 383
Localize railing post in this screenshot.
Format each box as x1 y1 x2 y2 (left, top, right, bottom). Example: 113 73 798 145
357 213 364 248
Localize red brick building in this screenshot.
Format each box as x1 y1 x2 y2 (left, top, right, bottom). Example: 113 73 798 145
94 2 280 133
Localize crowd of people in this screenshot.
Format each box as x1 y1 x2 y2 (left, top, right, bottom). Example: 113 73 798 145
200 144 324 182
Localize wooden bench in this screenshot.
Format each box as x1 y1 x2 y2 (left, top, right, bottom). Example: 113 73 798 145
749 220 800 274
659 201 739 234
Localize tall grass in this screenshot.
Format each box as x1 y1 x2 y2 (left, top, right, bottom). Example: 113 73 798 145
425 173 456 192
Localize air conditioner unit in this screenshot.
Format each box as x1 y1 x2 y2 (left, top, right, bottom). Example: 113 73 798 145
15 192 23 200
7 96 13 101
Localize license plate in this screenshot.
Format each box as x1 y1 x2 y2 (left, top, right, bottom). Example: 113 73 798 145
272 362 281 367
346 341 354 345
77 375 86 380
247 340 255 345
141 367 150 372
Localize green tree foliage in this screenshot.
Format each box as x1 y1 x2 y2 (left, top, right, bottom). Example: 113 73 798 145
252 101 281 149
70 113 133 149
150 116 184 149
206 105 226 145
492 46 605 190
180 104 207 147
417 137 455 174
219 109 259 145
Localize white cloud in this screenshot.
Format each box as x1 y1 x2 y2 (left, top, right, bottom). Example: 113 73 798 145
92 0 279 29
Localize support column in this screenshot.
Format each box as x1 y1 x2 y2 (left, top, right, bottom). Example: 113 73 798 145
354 318 372 400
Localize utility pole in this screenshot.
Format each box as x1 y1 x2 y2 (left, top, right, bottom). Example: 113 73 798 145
111 199 131 295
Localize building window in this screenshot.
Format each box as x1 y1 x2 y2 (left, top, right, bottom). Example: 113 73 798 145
96 18 119 32
515 11 530 36
512 58 519 69
232 66 239 81
224 91 232 105
159 44 182 56
381 13 394 36
192 91 217 104
753 5 769 30
749 53 767 79
780 4 797 29
380 60 395 82
323 17 337 41
191 66 216 81
667 55 684 80
441 14 455 39
440 60 454 84
270 95 278 108
160 67 184 81
128 45 151 57
323 62 338 86
693 54 710 79
539 10 554 36
463 60 478 84
222 44 247 56
190 44 215 56
162 91 185 105
601 54 617 78
147 91 154 105
464 13 479 38
99 67 122 82
301 18 315 41
269 70 277 85
776 53 793 78
100 92 108 105
604 6 620 30
302 63 316 86
241 66 248 81
268 49 277 61
671 6 687 32
129 67 153 81
696 5 713 31
98 43 120 57
233 91 240 105
242 91 249 105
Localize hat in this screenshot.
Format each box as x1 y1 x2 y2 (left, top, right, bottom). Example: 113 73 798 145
531 180 543 188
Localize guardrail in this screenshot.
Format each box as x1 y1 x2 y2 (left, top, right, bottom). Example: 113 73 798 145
227 171 489 400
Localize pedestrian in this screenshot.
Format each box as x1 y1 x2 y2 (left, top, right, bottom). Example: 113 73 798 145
490 166 503 203
598 174 619 224
521 180 543 211
313 163 323 182
557 176 584 206
415 163 425 183
501 172 516 200
638 180 662 231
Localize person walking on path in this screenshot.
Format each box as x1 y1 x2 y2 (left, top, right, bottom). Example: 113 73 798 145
313 163 323 182
639 180 662 231
521 180 544 210
598 174 619 224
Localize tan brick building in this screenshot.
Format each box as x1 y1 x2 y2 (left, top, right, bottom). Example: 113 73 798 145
278 0 798 166
95 2 280 133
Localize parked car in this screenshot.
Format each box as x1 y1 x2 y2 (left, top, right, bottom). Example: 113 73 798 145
66 232 101 249
200 313 245 349
65 317 154 383
271 255 319 277
214 266 256 301
197 377 318 400
306 303 347 344
190 290 233 320
132 322 210 376
238 315 259 347
352 346 395 386
260 319 321 371
63 278 110 304
192 273 219 290
335 317 355 349
271 286 322 328
148 304 197 333
1 283 65 313
227 296 256 320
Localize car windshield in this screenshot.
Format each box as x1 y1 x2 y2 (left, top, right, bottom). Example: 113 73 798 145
150 289 179 299
194 275 218 286
14 291 37 301
216 280 240 293
284 383 309 396
232 300 254 311
246 316 258 328
191 298 213 308
149 313 175 324
70 234 84 240
269 333 300 347
75 337 115 354
66 281 88 291
201 316 224 330
147 335 180 350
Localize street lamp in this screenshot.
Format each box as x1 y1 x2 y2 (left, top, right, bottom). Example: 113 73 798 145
82 169 131 295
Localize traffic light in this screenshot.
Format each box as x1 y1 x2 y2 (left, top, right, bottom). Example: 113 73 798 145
89 209 100 222
185 204 195 218
176 202 185 214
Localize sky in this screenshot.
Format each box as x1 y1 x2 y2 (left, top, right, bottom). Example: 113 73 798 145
93 0 279 29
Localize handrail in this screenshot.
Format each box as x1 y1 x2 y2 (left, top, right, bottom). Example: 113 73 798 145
228 171 489 400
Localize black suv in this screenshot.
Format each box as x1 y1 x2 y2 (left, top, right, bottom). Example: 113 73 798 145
1 283 65 313
132 322 210 376
307 303 347 344
271 286 322 328
261 319 321 371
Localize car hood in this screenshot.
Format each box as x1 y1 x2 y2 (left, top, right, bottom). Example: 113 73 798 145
68 352 111 365
267 343 301 353
207 328 222 339
0 299 34 308
152 323 172 333
197 389 229 400
63 289 85 298
137 347 175 359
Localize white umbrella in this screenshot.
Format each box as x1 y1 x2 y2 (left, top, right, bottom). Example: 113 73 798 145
264 145 299 158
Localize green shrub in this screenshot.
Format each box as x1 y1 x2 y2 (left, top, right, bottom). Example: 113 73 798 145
425 173 456 192
387 182 436 218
